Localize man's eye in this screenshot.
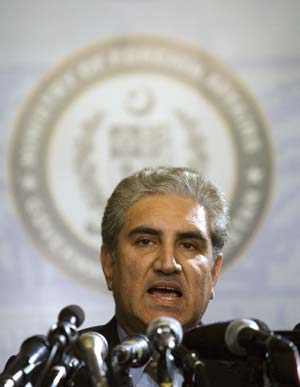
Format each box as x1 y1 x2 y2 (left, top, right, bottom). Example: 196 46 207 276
136 238 154 246
181 242 196 250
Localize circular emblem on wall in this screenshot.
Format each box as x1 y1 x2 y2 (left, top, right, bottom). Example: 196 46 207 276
7 36 273 290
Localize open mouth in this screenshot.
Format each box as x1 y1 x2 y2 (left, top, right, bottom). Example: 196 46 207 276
148 286 183 300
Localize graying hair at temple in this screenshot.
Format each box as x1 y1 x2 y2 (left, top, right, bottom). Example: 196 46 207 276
101 166 230 259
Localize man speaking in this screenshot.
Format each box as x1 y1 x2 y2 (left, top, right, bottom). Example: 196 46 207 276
100 166 226 335
2 166 262 386
76 166 252 386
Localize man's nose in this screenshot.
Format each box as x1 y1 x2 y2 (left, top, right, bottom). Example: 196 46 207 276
153 244 182 274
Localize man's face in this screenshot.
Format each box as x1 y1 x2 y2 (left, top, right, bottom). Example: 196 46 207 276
101 194 222 334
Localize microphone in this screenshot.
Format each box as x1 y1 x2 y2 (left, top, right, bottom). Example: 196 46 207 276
0 335 50 387
294 323 300 331
34 305 85 387
182 318 277 359
183 319 300 385
48 304 85 349
225 318 272 356
147 317 183 385
111 334 151 368
78 331 109 387
266 335 300 386
274 323 300 351
146 317 183 353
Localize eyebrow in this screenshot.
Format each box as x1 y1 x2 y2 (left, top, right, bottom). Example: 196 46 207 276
176 231 208 243
127 226 208 243
128 226 161 238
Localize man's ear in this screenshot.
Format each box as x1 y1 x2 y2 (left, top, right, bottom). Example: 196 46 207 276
210 254 223 300
100 245 114 291
211 254 223 286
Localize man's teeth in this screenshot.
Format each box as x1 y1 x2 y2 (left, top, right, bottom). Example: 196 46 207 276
149 287 182 298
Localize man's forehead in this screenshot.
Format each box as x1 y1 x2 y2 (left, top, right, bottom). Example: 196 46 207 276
123 193 210 233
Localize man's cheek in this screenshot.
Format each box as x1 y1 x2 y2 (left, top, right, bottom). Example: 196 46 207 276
189 255 210 271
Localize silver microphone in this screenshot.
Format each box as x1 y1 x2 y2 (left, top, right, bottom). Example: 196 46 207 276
111 334 151 368
146 317 183 385
146 317 183 353
78 332 109 387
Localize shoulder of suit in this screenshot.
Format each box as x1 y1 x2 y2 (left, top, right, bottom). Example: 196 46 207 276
79 316 119 352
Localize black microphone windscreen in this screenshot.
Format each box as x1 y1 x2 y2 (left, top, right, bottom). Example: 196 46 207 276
294 323 300 331
58 305 85 327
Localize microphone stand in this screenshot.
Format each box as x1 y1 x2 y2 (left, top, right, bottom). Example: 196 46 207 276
157 348 175 387
184 354 209 387
173 345 209 387
33 342 61 387
43 365 67 387
42 349 83 387
111 361 133 387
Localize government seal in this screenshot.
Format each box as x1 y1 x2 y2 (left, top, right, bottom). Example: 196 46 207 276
7 36 273 289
